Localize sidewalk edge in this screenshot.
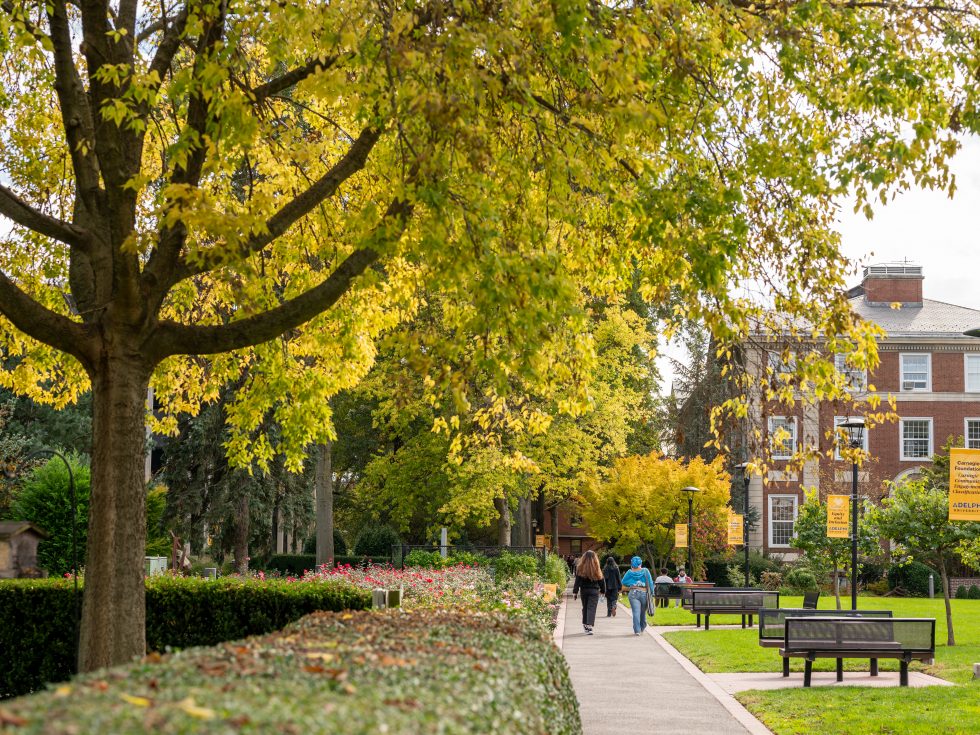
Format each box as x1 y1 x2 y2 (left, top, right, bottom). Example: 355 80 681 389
553 587 569 649
647 628 774 735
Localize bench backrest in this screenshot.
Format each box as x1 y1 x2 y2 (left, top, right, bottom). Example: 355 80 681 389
690 590 779 611
681 585 751 608
759 609 893 643
783 617 935 654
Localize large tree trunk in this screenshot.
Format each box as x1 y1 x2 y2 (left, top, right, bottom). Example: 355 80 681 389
939 556 955 646
495 497 511 547
512 496 533 547
233 495 249 574
315 441 334 567
79 356 150 673
271 498 281 554
549 504 559 552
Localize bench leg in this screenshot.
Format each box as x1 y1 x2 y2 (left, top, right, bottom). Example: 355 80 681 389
749 613 754 627
783 657 790 678
870 659 878 677
696 614 701 628
836 658 843 682
900 660 909 687
705 614 710 631
741 614 746 629
804 660 813 687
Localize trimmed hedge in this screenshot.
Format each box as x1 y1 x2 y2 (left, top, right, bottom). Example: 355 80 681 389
0 576 370 699
887 561 939 597
0 609 580 734
263 554 376 575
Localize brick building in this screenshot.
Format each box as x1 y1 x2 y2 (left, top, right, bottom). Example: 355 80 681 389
537 501 600 557
749 263 980 555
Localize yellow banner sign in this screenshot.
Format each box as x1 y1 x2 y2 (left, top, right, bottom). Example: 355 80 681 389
949 448 980 521
728 512 744 545
534 534 550 549
827 495 850 538
675 523 688 549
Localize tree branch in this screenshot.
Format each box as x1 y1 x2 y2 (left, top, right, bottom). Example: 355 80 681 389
250 54 349 102
148 197 412 360
1 1 47 44
0 184 92 249
0 269 94 363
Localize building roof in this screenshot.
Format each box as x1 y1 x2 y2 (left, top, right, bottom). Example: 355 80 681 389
0 521 48 540
850 297 980 339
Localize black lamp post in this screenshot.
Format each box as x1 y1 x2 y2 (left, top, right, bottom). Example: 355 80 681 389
734 462 751 586
681 486 700 576
4 448 80 663
838 417 865 611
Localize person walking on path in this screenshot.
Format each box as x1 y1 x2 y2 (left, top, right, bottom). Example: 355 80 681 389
621 556 655 635
602 555 622 617
573 550 606 635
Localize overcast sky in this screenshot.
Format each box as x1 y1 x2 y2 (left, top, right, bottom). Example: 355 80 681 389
655 136 980 395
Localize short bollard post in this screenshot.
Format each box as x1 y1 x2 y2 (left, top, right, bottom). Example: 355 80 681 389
929 574 935 599
973 663 980 680
372 588 387 609
203 567 217 579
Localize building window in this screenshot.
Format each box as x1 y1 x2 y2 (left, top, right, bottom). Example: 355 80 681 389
834 416 869 460
768 351 796 379
769 495 798 548
900 418 933 461
569 510 583 528
966 419 980 450
569 538 582 554
835 353 867 393
966 355 980 393
769 416 797 460
900 353 931 392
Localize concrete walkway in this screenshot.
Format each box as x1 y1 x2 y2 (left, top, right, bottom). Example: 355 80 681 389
560 592 766 735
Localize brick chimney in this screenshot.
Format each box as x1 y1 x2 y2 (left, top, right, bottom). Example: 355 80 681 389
859 263 923 307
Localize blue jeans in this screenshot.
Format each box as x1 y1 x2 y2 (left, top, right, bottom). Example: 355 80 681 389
628 589 648 634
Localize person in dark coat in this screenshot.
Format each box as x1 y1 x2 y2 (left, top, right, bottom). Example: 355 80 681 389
602 555 622 617
572 550 606 634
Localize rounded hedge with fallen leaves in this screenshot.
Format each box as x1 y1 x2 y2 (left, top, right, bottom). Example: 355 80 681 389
0 575 370 699
0 609 581 734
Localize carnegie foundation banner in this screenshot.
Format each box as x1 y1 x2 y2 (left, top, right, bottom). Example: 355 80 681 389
675 523 688 548
728 512 744 545
949 448 980 521
826 495 850 538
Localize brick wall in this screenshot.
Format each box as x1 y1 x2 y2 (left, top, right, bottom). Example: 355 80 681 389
863 277 923 305
950 577 980 592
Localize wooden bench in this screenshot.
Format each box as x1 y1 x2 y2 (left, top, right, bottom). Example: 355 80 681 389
654 581 715 605
781 617 935 686
758 608 894 677
689 589 779 630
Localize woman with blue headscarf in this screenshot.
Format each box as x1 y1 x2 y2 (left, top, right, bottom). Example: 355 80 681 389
620 556 655 635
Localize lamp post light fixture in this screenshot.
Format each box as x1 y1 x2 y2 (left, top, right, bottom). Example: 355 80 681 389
681 486 700 576
3 448 80 664
838 417 866 611
734 462 751 587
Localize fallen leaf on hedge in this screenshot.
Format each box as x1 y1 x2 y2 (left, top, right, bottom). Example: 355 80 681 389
143 652 163 664
305 652 334 662
120 693 151 707
0 709 27 726
54 686 72 698
341 613 353 620
178 698 215 720
93 681 109 691
303 665 326 674
342 683 357 695
378 655 413 667
198 661 230 676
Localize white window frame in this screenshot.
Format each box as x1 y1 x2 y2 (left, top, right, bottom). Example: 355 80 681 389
900 417 933 461
965 354 980 393
900 353 932 392
835 353 867 393
965 418 980 450
768 416 797 460
768 495 798 548
834 416 870 460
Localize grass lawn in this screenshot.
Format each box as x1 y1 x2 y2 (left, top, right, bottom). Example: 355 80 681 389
658 596 980 734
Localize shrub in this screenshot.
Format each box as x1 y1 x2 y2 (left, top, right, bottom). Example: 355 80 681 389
493 551 539 579
887 561 938 597
0 610 580 735
955 585 969 599
302 528 348 556
449 550 489 567
544 552 570 588
10 454 91 576
404 550 446 568
784 567 818 592
353 524 401 557
970 585 980 600
726 564 757 588
865 579 890 596
760 571 783 591
0 576 370 698
708 551 782 586
265 554 317 576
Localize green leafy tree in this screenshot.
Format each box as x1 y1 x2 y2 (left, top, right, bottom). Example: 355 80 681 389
0 0 971 670
583 453 730 577
792 489 879 610
868 479 980 646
